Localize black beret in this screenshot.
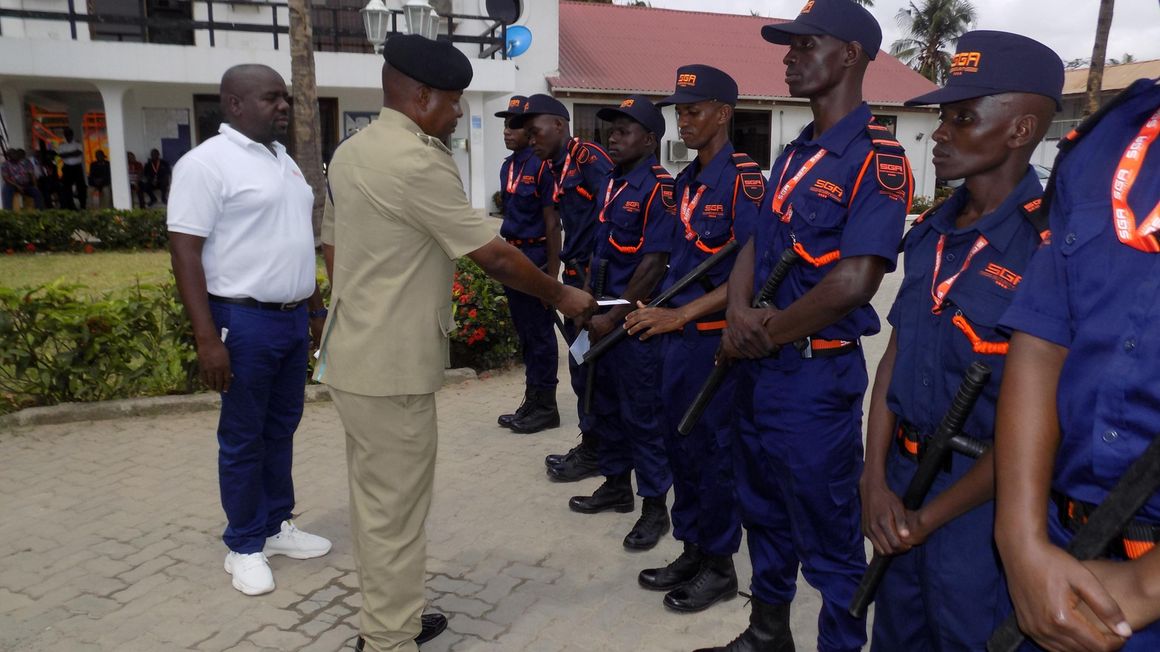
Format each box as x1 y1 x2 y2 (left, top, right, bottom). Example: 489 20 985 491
383 34 473 91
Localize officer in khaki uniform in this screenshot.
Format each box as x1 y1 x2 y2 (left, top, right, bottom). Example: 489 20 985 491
318 35 594 652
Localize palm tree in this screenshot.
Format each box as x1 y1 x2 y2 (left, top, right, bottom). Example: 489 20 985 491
1085 0 1116 115
890 0 977 85
287 0 326 239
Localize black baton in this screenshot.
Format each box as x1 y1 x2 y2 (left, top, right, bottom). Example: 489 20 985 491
677 247 800 436
849 361 992 618
582 239 740 364
582 259 608 414
987 433 1160 652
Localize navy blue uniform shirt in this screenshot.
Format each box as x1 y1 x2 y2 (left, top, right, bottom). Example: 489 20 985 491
1001 79 1160 523
663 143 765 315
749 103 912 342
499 147 553 241
551 137 614 264
888 168 1045 441
592 155 675 297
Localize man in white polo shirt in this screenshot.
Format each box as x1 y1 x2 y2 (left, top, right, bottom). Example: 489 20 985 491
168 64 331 597
57 127 86 210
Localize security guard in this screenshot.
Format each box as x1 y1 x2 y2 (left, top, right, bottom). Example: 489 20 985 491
995 76 1160 651
624 65 761 613
568 95 675 552
512 94 615 482
319 36 594 652
707 2 914 650
494 95 563 434
859 32 1063 651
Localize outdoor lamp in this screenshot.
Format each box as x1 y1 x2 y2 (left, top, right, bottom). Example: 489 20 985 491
403 0 437 39
361 0 391 53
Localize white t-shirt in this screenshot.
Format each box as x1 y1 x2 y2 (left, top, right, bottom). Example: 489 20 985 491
167 123 316 303
58 141 84 167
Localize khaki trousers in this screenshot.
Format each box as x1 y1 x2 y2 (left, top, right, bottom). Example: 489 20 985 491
329 388 437 652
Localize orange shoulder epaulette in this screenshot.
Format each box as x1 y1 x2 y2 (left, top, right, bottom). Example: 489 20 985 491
730 152 766 203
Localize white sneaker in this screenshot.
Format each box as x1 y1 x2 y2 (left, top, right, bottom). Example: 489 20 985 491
224 551 275 596
264 520 332 559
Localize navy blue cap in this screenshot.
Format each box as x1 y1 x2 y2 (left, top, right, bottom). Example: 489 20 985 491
905 31 1064 109
509 94 570 128
596 95 666 138
656 65 739 107
383 34 473 91
495 95 528 119
761 0 882 60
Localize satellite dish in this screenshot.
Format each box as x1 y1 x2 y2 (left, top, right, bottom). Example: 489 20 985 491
505 24 532 58
485 0 521 25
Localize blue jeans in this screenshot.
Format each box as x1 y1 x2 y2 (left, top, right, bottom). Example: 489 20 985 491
210 301 309 553
2 183 44 210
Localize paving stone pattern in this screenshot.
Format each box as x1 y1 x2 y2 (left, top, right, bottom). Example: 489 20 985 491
0 270 899 651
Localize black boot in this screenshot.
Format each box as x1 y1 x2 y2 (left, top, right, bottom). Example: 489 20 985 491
509 388 560 433
545 431 593 468
547 435 601 482
638 541 704 591
568 472 633 514
355 612 448 649
497 387 534 428
663 554 738 613
692 597 794 652
623 495 670 550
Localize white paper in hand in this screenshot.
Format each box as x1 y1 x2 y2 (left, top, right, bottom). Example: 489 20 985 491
569 329 591 365
597 298 631 306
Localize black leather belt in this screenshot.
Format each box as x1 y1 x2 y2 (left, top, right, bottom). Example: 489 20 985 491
208 294 306 311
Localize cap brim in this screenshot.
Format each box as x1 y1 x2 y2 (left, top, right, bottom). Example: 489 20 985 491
761 22 825 45
656 90 718 107
905 83 1062 110
595 107 632 123
494 110 516 118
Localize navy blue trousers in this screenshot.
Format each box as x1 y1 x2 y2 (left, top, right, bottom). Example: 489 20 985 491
661 329 741 556
734 347 869 652
209 302 308 553
502 245 558 390
871 443 1010 651
590 333 671 498
562 270 595 435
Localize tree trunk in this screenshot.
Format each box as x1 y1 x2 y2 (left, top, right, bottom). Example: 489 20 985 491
288 0 326 243
1085 0 1115 116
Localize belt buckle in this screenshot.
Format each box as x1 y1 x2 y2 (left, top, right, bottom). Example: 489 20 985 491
280 301 299 311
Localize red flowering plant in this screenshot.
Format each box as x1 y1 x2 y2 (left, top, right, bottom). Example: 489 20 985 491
449 257 519 371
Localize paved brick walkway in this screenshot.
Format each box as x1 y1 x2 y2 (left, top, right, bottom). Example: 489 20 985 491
0 273 898 652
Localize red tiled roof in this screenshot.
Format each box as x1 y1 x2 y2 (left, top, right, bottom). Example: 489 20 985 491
552 1 938 105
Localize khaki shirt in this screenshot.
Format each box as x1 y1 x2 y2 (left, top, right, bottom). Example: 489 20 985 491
319 108 496 396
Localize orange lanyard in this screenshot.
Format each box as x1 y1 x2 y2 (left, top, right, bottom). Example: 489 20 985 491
552 141 577 203
505 158 528 194
1111 107 1160 253
679 185 707 241
930 234 989 314
771 148 827 215
598 179 629 223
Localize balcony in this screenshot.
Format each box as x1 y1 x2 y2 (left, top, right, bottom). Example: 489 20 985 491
0 0 509 58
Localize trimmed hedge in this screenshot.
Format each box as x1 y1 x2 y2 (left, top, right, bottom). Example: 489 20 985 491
0 209 167 253
0 259 520 414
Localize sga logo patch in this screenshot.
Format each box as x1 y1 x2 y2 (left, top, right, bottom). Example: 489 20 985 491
875 154 907 192
677 73 698 87
951 51 982 75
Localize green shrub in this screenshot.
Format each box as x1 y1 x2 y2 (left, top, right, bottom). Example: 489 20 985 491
449 258 519 372
0 259 516 414
0 209 168 253
0 281 197 413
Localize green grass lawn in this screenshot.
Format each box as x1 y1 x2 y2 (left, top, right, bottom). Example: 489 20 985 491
0 251 174 295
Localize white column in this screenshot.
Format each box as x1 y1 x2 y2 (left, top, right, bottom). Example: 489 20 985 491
97 82 132 209
0 84 26 150
466 92 486 211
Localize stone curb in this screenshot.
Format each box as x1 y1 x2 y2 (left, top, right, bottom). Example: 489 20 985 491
0 367 478 429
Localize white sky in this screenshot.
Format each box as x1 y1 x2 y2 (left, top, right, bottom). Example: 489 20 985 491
634 0 1160 64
